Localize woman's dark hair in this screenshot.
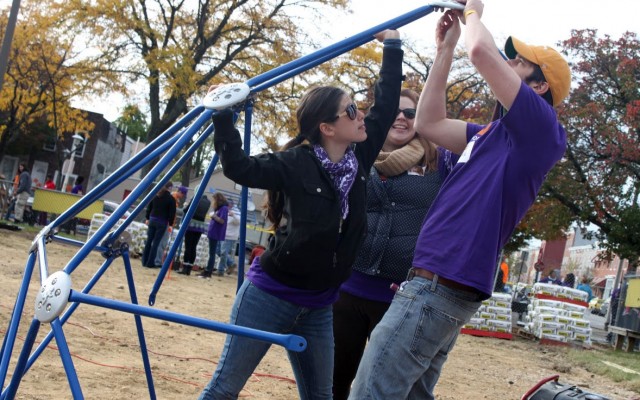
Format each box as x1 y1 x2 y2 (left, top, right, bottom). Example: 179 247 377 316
525 64 553 106
400 88 439 172
563 272 576 287
75 176 84 185
296 86 347 146
264 86 347 229
212 192 228 210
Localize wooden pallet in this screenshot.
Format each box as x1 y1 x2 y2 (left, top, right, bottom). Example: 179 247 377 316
609 326 640 352
517 328 537 341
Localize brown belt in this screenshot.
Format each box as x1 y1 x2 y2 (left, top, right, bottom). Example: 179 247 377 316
409 268 479 294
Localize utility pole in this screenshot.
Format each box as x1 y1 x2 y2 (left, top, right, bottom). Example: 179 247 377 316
0 0 21 92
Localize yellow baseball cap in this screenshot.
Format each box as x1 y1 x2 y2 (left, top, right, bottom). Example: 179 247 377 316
505 37 571 107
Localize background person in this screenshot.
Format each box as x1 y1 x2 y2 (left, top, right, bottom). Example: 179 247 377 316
576 276 594 302
198 29 403 400
173 185 188 208
539 270 562 285
332 88 449 400
500 257 509 285
562 272 576 288
156 185 189 269
217 199 240 276
12 163 31 223
43 175 56 190
71 176 85 195
177 194 211 276
199 192 228 279
349 3 570 398
38 174 57 225
141 181 176 268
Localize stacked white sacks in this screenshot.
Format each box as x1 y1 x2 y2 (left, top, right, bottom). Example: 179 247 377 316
165 233 211 269
88 213 148 255
463 292 513 334
522 283 591 345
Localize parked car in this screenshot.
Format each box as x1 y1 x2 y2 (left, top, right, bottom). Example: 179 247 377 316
102 201 146 223
589 297 610 316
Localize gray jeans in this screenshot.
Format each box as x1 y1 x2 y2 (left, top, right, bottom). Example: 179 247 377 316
155 226 171 266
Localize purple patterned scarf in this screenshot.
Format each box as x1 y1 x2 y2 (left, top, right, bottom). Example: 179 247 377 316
313 145 358 219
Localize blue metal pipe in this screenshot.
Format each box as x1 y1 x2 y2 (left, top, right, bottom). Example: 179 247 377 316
19 257 114 377
45 107 204 234
247 5 439 90
1 319 40 400
0 252 36 390
63 110 214 276
51 319 84 399
122 251 157 400
148 120 218 304
68 291 307 352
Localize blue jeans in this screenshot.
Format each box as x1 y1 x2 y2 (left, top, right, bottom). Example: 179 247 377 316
206 239 218 272
217 239 237 273
348 274 481 400
142 220 168 267
198 280 334 400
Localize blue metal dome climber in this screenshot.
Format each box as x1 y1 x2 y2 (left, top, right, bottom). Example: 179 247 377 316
0 3 462 398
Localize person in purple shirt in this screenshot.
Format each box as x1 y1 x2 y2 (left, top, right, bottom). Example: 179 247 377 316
198 29 403 400
350 2 571 399
70 176 84 195
539 269 563 285
198 192 228 279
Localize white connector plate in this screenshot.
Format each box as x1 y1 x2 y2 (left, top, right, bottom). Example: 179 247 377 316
35 271 72 323
202 82 251 110
430 1 465 10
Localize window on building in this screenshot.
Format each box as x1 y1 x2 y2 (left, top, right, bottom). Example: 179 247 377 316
43 138 56 152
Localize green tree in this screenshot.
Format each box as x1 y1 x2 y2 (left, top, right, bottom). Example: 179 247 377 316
541 30 640 263
114 105 149 142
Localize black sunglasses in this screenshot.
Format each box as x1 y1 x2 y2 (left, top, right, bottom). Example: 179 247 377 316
333 103 358 121
397 108 416 119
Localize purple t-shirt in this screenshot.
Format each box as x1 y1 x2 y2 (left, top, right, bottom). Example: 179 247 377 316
340 270 397 303
207 205 228 240
412 82 566 298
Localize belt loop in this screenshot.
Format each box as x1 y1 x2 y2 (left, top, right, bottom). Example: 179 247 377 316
406 268 416 282
429 273 438 292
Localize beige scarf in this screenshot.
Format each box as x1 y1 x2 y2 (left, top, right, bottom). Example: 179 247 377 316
374 138 425 177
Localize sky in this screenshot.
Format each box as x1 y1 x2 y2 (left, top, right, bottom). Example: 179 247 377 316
2 0 638 121
326 0 638 49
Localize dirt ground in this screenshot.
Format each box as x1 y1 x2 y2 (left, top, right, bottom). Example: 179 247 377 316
0 229 638 400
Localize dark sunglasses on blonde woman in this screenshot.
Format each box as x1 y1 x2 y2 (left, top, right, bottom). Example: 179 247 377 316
397 108 416 119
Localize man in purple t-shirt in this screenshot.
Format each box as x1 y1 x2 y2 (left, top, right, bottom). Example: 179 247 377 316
350 3 571 400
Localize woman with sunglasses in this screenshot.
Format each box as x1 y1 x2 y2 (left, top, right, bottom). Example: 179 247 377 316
198 29 403 400
332 88 456 400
